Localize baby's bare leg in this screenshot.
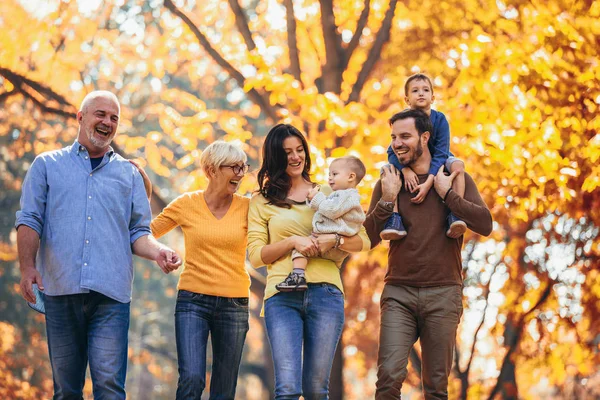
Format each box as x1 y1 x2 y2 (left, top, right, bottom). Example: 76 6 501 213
292 254 308 271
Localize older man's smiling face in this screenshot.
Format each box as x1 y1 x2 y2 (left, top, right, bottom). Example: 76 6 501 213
77 95 120 156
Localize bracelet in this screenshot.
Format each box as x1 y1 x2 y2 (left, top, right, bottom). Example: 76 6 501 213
443 188 453 202
333 233 341 249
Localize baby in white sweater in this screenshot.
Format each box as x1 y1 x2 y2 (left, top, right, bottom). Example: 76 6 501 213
276 156 366 292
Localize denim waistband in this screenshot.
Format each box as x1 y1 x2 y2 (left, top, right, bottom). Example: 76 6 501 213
308 282 339 289
177 289 248 300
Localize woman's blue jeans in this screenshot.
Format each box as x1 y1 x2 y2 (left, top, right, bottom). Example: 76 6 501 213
264 283 345 400
44 291 130 400
174 290 249 400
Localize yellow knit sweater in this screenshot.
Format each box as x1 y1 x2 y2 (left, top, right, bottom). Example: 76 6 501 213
151 191 251 298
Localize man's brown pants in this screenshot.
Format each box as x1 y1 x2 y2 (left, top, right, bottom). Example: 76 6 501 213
376 284 463 400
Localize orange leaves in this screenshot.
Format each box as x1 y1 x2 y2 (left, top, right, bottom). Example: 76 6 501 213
582 165 600 193
0 322 16 353
0 242 17 262
145 141 171 178
161 89 207 113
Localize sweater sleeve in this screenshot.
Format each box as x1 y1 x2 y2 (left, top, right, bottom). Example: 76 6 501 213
247 195 269 268
445 173 493 236
310 190 362 221
150 194 184 238
363 180 393 249
429 112 451 175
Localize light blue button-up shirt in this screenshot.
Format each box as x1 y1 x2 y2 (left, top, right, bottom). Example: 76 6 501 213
15 140 152 303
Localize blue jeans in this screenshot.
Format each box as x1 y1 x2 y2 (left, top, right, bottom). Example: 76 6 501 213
175 290 249 400
264 283 345 400
44 291 130 400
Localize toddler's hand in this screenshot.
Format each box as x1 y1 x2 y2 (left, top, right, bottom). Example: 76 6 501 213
411 175 434 204
401 167 419 193
307 185 321 201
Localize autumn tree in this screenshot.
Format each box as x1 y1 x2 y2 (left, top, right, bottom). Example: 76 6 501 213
1 0 599 399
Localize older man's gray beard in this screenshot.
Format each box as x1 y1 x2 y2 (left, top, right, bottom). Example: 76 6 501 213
87 128 113 148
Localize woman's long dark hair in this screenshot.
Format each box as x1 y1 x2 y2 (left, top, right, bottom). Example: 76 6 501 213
257 124 312 208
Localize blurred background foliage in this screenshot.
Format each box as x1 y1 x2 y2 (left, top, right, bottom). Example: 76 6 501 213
0 0 599 398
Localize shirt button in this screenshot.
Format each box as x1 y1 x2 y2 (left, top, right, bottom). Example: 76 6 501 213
89 173 93 177
87 216 91 220
85 156 89 160
85 240 89 244
83 263 88 266
88 196 92 199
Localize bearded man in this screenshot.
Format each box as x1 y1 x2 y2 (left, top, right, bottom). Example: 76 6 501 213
364 108 493 399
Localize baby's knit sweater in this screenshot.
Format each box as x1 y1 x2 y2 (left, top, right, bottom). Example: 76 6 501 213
309 188 365 236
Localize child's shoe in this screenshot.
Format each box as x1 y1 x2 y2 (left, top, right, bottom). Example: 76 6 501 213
276 272 308 292
446 213 467 238
380 212 407 241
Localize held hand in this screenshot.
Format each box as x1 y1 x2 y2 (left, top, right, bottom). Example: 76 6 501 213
434 166 459 199
313 233 336 255
307 185 321 202
401 167 419 193
129 159 152 200
156 247 182 274
293 236 319 258
20 267 44 303
411 176 434 204
380 165 402 202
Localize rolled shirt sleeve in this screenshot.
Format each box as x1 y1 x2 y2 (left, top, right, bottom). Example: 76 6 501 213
15 156 48 236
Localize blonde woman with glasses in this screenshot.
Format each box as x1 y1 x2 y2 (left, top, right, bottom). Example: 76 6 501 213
148 141 251 399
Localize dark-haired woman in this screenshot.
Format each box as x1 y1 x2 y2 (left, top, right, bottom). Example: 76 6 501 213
247 124 370 399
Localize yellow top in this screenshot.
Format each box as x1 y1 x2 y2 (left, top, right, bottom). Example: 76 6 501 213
247 186 370 305
151 191 251 298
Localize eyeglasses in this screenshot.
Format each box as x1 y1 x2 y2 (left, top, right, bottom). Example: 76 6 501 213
220 163 250 175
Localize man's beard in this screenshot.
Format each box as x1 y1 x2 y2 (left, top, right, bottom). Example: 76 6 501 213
87 127 113 148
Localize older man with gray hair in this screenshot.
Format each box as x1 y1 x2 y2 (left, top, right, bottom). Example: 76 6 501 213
16 90 181 399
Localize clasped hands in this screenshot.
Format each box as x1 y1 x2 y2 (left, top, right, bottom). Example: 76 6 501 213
293 233 337 257
155 246 182 274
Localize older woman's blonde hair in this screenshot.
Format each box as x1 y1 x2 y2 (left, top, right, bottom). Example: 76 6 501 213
200 140 247 177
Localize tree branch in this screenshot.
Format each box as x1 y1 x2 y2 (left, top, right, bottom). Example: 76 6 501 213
0 67 171 210
319 0 344 93
163 0 278 121
227 0 256 51
0 68 77 119
465 263 500 376
283 0 303 86
343 0 370 71
0 90 18 103
347 0 398 103
486 283 553 400
409 347 422 376
0 67 73 107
